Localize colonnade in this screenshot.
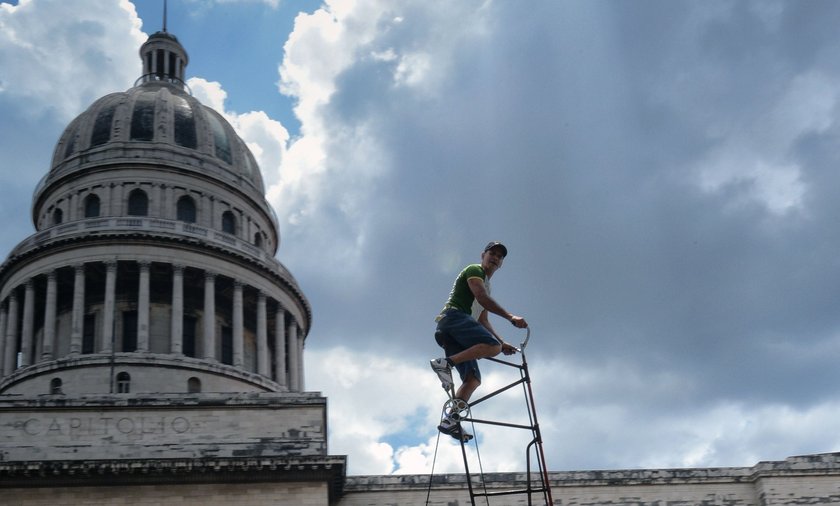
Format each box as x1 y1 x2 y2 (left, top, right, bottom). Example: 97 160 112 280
0 260 305 391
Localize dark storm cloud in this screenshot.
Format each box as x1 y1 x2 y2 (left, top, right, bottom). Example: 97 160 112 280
282 1 840 470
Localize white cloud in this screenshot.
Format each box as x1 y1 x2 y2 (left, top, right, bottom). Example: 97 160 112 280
692 71 838 216
0 0 144 121
188 77 290 190
393 51 431 87
267 0 504 288
696 152 805 215
309 351 840 474
307 346 526 475
188 77 228 112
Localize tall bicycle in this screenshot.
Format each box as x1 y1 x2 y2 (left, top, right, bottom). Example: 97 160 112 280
427 328 553 506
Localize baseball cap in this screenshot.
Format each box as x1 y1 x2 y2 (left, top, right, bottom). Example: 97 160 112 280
484 241 508 257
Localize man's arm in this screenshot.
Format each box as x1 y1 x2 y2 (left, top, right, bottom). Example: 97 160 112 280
478 309 517 355
467 277 527 329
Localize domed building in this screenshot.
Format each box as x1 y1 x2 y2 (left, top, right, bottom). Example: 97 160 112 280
0 29 346 504
0 29 306 396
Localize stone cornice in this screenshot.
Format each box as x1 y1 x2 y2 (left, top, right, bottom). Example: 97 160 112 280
0 390 327 409
0 456 347 500
344 453 840 492
0 355 313 395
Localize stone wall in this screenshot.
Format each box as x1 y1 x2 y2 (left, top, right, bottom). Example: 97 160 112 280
341 453 840 506
0 393 328 461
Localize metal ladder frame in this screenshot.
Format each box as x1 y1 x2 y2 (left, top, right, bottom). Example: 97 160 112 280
456 329 554 505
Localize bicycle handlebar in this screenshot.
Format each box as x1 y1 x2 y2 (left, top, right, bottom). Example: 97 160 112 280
516 327 531 353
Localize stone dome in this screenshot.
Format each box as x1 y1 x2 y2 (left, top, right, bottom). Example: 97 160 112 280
44 31 264 201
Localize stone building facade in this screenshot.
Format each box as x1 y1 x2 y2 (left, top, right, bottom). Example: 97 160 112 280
1 24 840 506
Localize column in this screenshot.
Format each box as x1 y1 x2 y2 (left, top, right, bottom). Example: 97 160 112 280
137 261 150 352
19 280 34 367
4 293 18 374
0 304 7 377
203 272 216 360
153 184 163 217
111 183 123 216
101 261 117 353
170 265 184 354
274 306 287 389
66 193 75 221
232 281 244 367
72 192 80 220
42 271 57 361
164 185 174 220
105 184 113 217
298 326 305 391
288 318 299 392
201 195 213 228
70 264 85 354
256 292 268 376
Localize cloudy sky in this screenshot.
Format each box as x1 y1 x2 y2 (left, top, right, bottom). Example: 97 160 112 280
3 0 840 476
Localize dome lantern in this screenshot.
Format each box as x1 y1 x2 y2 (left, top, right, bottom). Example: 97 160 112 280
137 31 189 90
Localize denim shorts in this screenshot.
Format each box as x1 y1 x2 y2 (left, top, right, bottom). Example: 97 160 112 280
435 308 498 383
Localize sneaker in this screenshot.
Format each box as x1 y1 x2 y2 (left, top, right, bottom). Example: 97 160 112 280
437 415 473 442
430 357 454 391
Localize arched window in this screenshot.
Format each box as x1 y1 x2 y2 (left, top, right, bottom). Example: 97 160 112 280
50 378 63 395
116 372 131 393
254 232 263 248
176 195 197 223
84 194 101 218
90 103 117 146
127 189 148 216
173 95 197 149
221 211 236 235
52 208 63 225
188 377 201 393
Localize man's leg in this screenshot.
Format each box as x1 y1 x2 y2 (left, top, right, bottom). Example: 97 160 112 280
431 342 499 393
455 371 481 403
431 310 498 388
438 371 479 442
448 342 501 365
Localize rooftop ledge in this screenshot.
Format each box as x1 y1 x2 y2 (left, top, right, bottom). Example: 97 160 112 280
0 353 306 395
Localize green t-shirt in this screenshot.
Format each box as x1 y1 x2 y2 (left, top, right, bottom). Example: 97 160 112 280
444 264 486 314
